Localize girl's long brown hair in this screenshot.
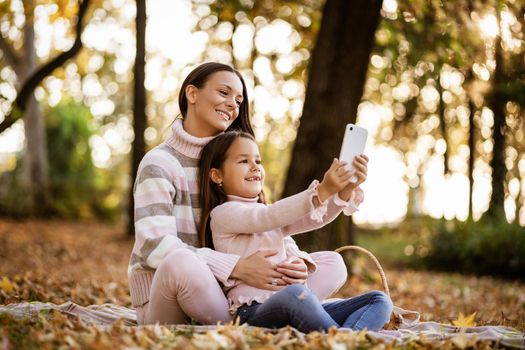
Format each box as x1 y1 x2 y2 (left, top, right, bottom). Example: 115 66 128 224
178 62 254 136
198 131 265 248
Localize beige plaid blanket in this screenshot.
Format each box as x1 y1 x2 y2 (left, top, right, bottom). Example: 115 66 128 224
1 302 523 348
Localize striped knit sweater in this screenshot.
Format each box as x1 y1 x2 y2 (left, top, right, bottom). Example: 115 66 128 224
128 119 314 307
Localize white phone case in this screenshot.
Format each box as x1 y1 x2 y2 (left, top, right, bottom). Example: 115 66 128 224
339 124 368 175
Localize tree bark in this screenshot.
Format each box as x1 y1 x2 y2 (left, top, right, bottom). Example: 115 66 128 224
282 0 383 250
486 25 507 220
437 77 450 176
20 0 49 213
467 98 476 221
128 0 147 236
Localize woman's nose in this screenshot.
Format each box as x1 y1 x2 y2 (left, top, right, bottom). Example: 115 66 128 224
225 97 236 108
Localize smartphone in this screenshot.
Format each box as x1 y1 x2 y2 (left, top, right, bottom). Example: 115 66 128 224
339 124 368 181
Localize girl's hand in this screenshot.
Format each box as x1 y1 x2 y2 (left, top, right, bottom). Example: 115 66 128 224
276 257 308 285
317 158 354 202
230 250 285 291
339 154 368 201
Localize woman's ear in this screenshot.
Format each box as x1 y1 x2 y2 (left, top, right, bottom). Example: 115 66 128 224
209 168 223 185
186 84 198 104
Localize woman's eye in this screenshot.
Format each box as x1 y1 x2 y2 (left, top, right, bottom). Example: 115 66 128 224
219 90 227 95
236 100 242 107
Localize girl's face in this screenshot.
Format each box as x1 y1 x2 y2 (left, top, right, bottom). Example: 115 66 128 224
186 71 244 137
212 137 265 198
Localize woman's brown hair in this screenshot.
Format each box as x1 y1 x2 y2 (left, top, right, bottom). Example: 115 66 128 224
198 131 265 248
179 62 254 136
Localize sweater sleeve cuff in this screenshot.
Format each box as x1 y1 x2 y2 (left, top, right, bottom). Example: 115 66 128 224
334 187 364 215
307 180 329 223
285 244 317 274
198 249 240 287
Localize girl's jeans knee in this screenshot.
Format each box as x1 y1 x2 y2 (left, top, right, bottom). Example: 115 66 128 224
238 284 337 332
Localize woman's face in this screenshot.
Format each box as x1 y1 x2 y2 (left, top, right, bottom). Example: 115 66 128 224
187 71 244 137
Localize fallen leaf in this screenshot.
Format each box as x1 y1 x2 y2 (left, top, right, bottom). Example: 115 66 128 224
452 312 477 327
0 277 15 293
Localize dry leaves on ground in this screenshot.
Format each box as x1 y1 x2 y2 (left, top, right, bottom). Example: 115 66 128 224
0 219 524 349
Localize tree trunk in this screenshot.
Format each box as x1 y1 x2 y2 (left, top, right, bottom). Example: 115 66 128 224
486 27 506 220
21 0 50 214
437 76 450 176
282 0 383 250
467 98 476 221
128 0 147 236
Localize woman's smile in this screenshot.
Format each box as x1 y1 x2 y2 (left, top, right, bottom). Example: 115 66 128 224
216 109 231 121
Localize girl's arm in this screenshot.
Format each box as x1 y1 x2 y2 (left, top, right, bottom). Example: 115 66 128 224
132 150 239 286
210 181 322 235
280 187 364 236
211 159 353 236
280 155 368 236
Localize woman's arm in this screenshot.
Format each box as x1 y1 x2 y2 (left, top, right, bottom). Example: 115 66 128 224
132 151 239 286
283 236 316 274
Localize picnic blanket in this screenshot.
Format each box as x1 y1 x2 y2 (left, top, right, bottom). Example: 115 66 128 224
1 302 524 348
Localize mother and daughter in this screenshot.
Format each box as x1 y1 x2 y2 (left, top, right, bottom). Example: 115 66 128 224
128 62 392 332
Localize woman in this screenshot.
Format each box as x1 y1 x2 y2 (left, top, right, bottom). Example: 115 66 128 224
128 62 348 325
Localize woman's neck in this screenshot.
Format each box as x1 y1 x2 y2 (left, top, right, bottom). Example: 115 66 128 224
183 114 216 138
165 119 215 159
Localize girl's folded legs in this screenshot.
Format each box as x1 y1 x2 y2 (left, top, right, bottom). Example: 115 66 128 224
239 286 393 333
322 290 393 331
239 284 338 333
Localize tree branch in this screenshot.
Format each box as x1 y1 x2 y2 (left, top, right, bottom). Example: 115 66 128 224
0 0 90 134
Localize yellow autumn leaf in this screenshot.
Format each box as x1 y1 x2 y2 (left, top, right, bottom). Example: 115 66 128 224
0 276 15 293
452 312 477 327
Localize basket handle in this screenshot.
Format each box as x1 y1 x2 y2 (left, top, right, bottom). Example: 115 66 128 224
335 245 390 297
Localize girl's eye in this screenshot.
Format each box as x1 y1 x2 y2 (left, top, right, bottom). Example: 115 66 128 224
255 160 262 165
236 100 242 107
219 90 228 95
239 160 248 163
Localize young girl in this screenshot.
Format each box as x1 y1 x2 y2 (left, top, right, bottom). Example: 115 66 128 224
129 62 349 326
199 131 393 333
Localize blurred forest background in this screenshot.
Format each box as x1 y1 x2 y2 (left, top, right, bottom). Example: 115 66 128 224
0 0 524 279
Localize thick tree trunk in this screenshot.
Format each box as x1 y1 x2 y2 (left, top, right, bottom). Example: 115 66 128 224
486 33 506 220
21 0 50 214
282 0 383 250
128 0 147 236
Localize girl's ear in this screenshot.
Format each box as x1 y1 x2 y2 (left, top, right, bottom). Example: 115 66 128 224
209 168 223 185
186 84 198 104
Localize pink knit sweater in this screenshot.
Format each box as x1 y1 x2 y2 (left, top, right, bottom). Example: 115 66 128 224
210 181 364 312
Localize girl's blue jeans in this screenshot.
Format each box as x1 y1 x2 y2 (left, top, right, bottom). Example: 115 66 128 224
236 284 393 333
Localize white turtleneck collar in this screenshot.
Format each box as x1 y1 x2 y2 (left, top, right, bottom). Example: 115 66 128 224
165 119 216 159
